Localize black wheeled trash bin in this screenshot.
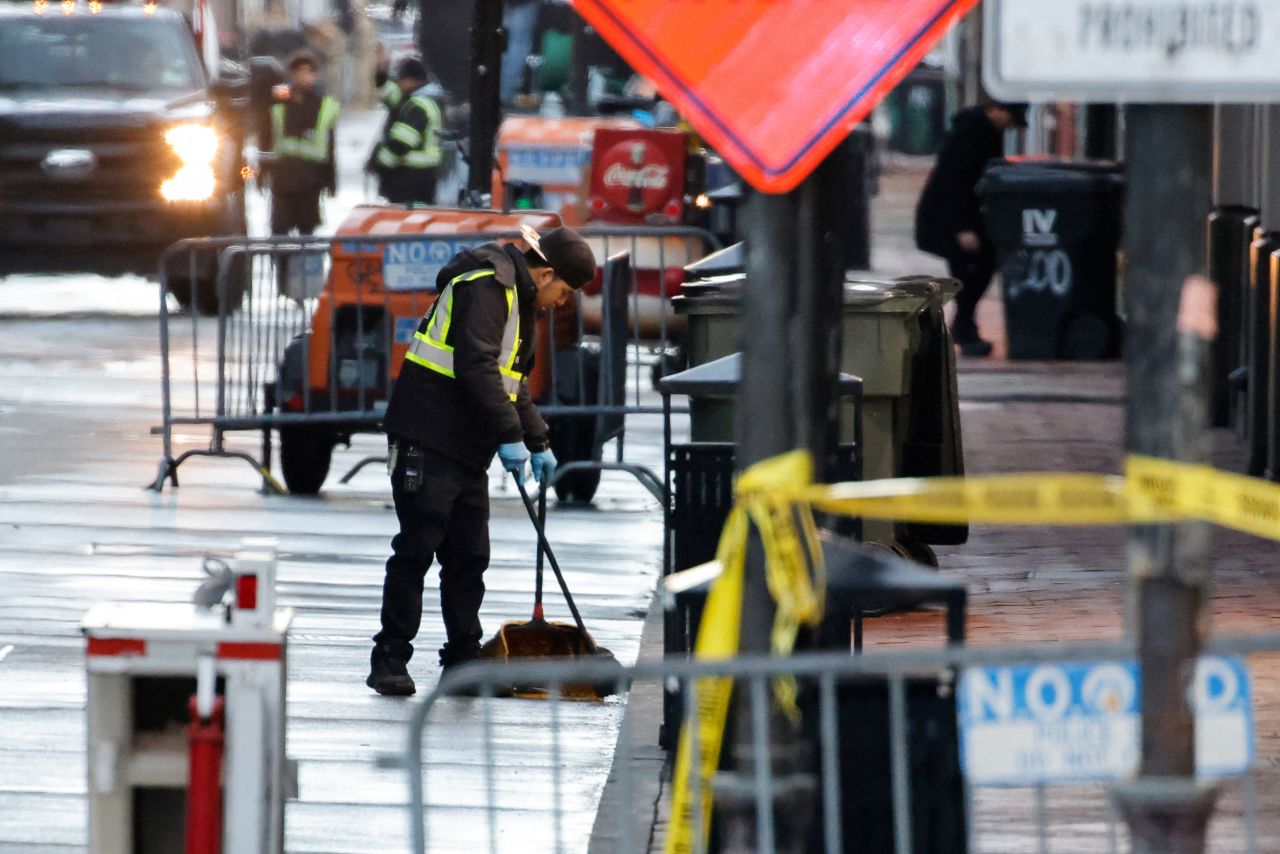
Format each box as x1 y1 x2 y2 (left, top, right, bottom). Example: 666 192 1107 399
979 160 1125 360
663 535 969 853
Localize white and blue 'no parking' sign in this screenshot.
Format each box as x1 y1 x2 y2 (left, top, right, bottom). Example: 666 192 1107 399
958 656 1254 786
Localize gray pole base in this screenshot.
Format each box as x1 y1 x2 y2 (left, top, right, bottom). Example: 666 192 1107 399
1112 777 1220 854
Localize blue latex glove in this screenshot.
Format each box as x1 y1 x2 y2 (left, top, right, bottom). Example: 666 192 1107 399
531 448 558 485
497 442 530 477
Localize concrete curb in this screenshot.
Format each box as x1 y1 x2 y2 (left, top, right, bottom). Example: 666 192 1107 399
589 592 671 853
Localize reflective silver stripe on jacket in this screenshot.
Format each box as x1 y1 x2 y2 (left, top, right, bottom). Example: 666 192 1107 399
269 96 340 162
403 269 524 400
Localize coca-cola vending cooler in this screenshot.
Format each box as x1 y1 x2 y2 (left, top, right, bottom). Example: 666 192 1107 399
588 127 688 225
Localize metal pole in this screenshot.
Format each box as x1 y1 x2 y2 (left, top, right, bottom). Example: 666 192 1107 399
717 147 848 851
465 0 504 207
1113 105 1219 852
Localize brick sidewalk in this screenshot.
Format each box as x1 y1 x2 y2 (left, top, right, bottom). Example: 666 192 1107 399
627 157 1280 852
868 158 1280 851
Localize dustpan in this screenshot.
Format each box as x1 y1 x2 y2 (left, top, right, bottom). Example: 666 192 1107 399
478 477 621 699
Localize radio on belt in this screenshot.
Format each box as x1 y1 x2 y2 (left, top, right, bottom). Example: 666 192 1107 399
81 539 295 854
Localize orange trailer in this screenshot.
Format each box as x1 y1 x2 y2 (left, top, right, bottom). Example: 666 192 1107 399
272 206 582 495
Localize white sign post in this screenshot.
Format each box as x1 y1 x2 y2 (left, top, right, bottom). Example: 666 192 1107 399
986 0 1280 102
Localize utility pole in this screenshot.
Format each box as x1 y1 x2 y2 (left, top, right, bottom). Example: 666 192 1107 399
714 148 848 852
465 0 504 207
1113 105 1218 853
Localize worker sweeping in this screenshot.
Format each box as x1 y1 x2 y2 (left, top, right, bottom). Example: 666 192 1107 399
367 226 597 696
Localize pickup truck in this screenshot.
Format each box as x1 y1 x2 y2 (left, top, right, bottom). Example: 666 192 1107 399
0 3 248 312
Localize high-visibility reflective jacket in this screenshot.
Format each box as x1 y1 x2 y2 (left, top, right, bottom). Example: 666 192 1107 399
405 267 525 400
383 242 549 469
265 91 339 193
373 87 442 173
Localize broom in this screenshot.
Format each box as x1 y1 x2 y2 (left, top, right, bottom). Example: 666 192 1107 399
478 476 622 698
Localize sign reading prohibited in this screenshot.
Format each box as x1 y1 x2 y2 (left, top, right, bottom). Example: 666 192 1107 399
986 0 1280 102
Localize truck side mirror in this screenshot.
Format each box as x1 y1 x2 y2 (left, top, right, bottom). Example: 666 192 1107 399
210 60 250 103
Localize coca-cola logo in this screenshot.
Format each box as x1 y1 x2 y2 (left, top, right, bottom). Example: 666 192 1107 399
602 162 671 191
593 137 679 221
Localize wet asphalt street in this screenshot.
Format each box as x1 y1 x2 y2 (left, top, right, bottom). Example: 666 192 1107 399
0 111 671 853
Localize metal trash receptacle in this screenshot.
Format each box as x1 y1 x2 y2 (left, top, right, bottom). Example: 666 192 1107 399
658 352 864 575
673 276 966 556
979 159 1125 360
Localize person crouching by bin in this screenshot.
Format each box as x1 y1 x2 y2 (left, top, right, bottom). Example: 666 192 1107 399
914 100 1026 357
367 226 597 696
262 51 339 236
367 57 443 206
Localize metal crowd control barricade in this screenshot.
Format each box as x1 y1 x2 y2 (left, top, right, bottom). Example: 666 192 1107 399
397 631 1280 854
148 218 718 499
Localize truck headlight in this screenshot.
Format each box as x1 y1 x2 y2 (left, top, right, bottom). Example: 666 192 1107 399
161 124 219 202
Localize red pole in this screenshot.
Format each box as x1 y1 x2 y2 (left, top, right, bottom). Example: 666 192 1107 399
185 695 225 854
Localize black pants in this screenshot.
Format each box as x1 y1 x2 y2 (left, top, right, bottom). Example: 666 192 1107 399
373 442 490 664
946 247 997 335
270 190 322 236
379 168 438 206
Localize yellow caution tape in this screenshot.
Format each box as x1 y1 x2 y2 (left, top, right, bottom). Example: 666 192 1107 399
664 452 1280 853
666 451 824 854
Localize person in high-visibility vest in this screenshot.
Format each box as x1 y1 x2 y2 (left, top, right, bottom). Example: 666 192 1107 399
367 226 597 696
368 57 443 206
262 51 339 236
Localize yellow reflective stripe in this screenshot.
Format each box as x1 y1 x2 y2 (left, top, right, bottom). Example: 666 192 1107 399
270 98 339 162
438 286 456 343
389 122 423 148
422 269 497 352
378 80 401 109
311 97 340 159
403 350 455 378
501 289 521 374
406 95 443 166
412 331 452 352
499 369 521 401
402 149 442 168
375 146 399 167
411 95 442 125
453 269 498 284
405 268 520 396
270 104 284 152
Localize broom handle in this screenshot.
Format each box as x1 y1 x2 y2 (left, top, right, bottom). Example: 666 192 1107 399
533 476 545 617
516 479 589 638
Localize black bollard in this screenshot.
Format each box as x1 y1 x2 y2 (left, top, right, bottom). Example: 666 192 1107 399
1207 207 1259 428
1246 229 1280 475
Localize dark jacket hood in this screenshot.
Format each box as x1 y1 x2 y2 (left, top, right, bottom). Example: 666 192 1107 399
435 241 535 303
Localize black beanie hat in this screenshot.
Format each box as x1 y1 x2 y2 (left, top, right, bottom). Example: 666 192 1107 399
528 227 597 289
396 57 428 84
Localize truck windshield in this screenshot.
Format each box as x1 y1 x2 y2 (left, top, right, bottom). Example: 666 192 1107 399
0 17 202 94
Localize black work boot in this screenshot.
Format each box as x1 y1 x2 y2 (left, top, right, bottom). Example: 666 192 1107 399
367 647 416 696
438 642 488 697
438 641 481 671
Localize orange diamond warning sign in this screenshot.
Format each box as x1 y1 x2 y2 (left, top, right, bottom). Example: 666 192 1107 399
572 0 982 193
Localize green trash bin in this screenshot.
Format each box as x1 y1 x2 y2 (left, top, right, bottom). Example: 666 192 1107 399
673 274 966 560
